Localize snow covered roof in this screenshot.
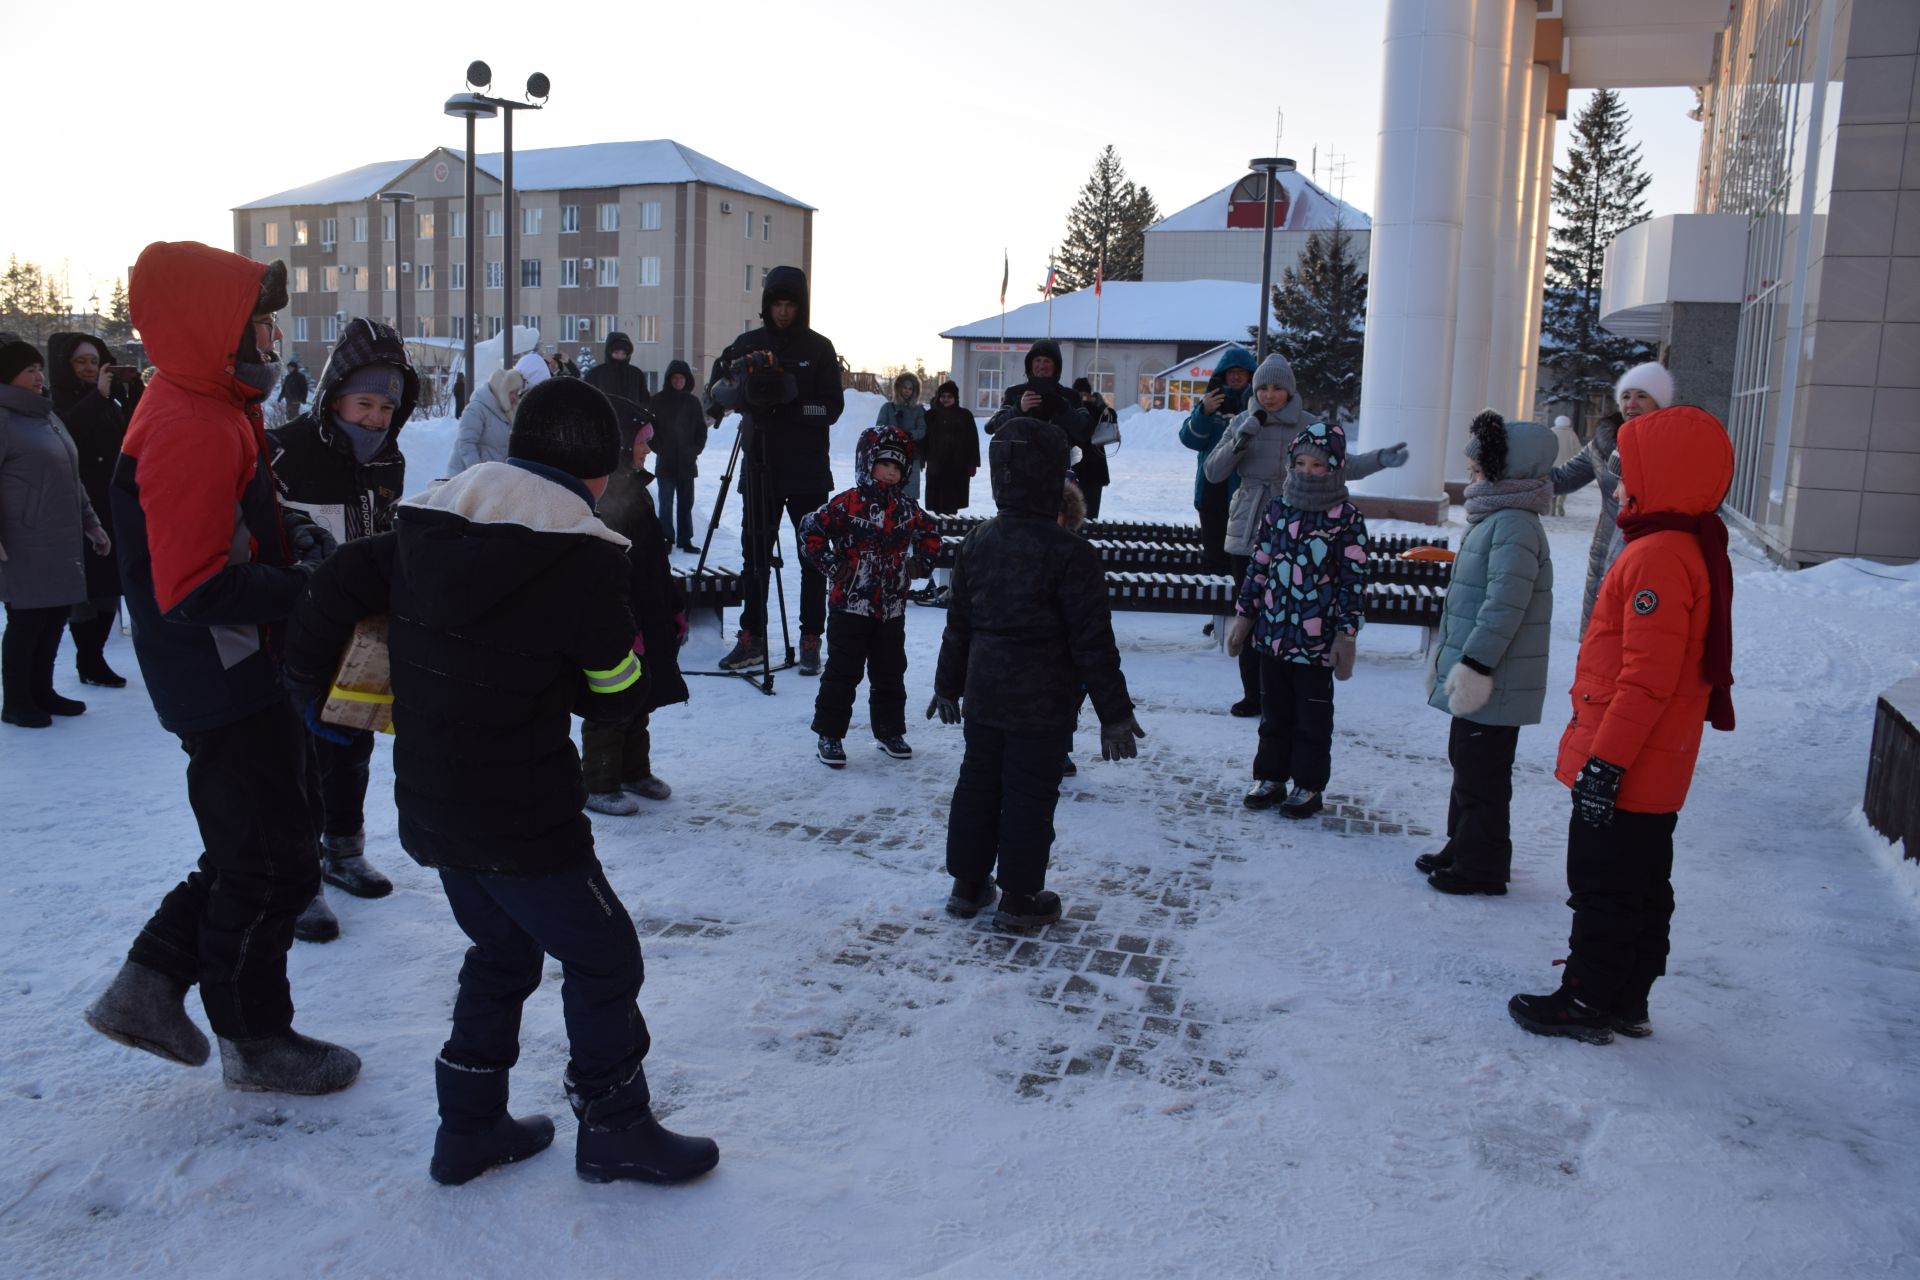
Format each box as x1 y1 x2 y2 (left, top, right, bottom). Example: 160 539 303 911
235 140 813 211
1148 170 1370 234
940 280 1261 344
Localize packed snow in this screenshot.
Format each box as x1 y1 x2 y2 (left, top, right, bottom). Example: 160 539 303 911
3 398 1917 1278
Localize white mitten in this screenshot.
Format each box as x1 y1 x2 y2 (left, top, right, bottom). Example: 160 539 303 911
1226 615 1255 658
1444 662 1495 715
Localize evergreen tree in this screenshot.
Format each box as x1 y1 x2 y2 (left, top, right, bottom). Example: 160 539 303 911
1250 220 1369 422
104 279 133 345
0 257 66 347
1050 146 1159 293
1539 88 1656 428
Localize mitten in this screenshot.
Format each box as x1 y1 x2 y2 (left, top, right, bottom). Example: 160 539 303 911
1099 714 1147 762
1331 632 1357 682
1571 757 1625 828
1444 659 1494 713
1377 442 1410 468
281 509 337 573
1226 615 1254 658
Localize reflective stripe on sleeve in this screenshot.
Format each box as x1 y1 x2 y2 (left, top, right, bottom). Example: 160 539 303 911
583 653 643 694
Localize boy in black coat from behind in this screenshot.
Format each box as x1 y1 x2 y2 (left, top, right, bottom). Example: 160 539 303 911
284 378 717 1188
928 418 1144 929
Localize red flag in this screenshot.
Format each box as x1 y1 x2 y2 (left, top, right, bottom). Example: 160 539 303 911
1000 250 1008 305
1043 263 1058 298
1094 252 1103 297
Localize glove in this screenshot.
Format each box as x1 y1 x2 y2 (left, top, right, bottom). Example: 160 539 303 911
1330 632 1357 682
1571 757 1625 829
1226 615 1254 658
674 611 690 648
300 694 355 746
281 509 337 573
1377 442 1410 468
1099 714 1147 762
1443 658 1493 712
86 526 112 556
925 692 962 725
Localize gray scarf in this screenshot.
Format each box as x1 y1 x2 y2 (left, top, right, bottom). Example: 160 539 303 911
1282 467 1348 513
1464 476 1553 523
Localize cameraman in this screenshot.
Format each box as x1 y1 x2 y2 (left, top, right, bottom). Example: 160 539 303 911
984 340 1089 448
705 265 844 675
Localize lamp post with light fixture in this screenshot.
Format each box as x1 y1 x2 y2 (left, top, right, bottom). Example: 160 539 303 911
1248 157 1293 363
445 62 549 373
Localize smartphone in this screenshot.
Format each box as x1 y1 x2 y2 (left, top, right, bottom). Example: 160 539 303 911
107 365 141 380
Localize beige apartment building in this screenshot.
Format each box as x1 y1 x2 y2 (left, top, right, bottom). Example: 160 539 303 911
232 139 814 392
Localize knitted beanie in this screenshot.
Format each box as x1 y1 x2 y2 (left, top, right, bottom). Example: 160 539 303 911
332 363 404 405
508 378 620 479
0 340 44 385
1616 362 1674 409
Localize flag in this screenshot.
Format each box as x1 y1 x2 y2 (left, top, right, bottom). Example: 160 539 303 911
1043 262 1058 298
1094 251 1103 297
1000 250 1008 305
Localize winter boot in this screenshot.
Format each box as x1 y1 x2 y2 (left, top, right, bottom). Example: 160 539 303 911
798 634 822 677
83 960 210 1067
994 889 1062 931
586 791 642 816
2 702 52 728
1277 787 1323 820
1427 868 1508 896
76 657 127 688
570 1065 719 1186
621 775 672 801
1244 780 1280 810
430 1058 555 1186
321 830 392 899
1611 995 1653 1039
1413 849 1453 875
1228 697 1260 718
816 735 846 769
218 1030 362 1094
1506 987 1615 1046
36 691 86 717
875 735 912 760
718 630 765 672
294 886 340 943
945 877 998 919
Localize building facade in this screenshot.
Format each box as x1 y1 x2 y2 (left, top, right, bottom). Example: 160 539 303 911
232 140 813 394
1144 167 1373 284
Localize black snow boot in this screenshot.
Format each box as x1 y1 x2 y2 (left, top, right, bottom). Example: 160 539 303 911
1427 868 1508 896
37 690 86 717
1611 998 1653 1039
1277 787 1323 820
994 889 1062 931
798 634 822 677
817 735 846 768
84 960 210 1067
1507 987 1615 1046
1228 697 1259 718
874 734 912 760
321 830 392 899
718 631 765 672
219 1030 362 1094
1061 755 1077 778
945 877 998 919
432 1113 557 1185
570 1064 719 1186
2 701 52 728
1244 780 1280 810
294 885 340 943
1414 849 1453 875
76 657 128 688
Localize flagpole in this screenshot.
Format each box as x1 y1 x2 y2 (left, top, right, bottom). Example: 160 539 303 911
999 247 1007 348
1046 255 1055 340
1093 249 1104 390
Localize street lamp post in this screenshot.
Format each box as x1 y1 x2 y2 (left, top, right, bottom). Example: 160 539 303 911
443 84 498 397
450 62 548 372
1248 157 1294 363
380 191 416 348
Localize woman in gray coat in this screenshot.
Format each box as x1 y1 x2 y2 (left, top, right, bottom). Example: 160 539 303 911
1553 361 1672 633
446 362 535 475
1417 412 1556 894
1203 350 1407 713
0 342 110 727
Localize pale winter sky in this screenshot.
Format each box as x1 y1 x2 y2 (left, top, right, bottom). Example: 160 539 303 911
7 0 1702 372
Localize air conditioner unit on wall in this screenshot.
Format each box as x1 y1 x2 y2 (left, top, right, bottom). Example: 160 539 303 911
719 201 733 214
582 258 595 269
401 262 412 273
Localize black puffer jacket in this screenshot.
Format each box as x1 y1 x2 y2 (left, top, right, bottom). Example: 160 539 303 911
922 380 980 515
984 340 1090 447
285 462 646 876
1076 392 1114 489
47 331 140 599
266 318 417 545
650 359 708 479
706 265 844 497
934 417 1132 735
584 334 651 434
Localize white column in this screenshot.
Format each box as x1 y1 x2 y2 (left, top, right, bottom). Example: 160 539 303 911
1485 2 1538 418
1442 0 1515 482
1353 0 1477 502
1502 72 1545 414
1518 108 1557 418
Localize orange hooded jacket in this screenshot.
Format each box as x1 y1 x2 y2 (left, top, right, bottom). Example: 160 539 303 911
1554 406 1734 814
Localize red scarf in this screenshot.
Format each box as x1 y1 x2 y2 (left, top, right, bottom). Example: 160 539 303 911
1618 510 1736 731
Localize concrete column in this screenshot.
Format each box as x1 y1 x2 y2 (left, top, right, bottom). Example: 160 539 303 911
1518 106 1556 418
1485 2 1538 418
1353 0 1476 514
1442 0 1515 483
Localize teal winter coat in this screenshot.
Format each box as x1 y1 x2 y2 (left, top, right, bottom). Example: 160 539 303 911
1176 345 1257 508
1426 421 1558 727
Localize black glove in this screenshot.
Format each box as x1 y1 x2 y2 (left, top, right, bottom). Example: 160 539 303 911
281 509 337 574
1099 714 1147 762
925 693 961 725
1571 757 1624 828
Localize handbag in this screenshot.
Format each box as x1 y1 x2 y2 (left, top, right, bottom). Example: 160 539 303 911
1090 415 1121 449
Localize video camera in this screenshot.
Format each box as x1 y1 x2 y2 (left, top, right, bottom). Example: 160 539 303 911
727 349 782 379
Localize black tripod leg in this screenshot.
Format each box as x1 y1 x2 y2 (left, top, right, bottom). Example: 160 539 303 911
695 430 743 578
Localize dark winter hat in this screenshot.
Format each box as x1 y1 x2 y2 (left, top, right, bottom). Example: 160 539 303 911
1288 419 1348 470
1072 376 1092 394
869 435 910 474
508 377 621 479
605 331 634 359
1464 410 1508 480
0 340 45 385
256 260 289 316
331 362 405 405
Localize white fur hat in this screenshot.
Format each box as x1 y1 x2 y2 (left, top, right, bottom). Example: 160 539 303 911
514 350 552 388
1554 414 1572 429
1616 362 1674 409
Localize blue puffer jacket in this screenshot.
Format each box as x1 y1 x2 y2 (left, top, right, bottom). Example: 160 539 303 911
1426 420 1558 726
1177 345 1258 508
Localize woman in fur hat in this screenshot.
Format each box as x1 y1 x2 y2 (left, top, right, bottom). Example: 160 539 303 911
1553 361 1673 633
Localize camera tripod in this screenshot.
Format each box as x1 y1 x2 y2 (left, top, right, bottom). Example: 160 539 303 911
685 414 796 695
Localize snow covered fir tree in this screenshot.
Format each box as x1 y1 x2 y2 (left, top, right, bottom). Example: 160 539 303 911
1539 87 1656 432
1049 145 1159 292
1251 219 1368 423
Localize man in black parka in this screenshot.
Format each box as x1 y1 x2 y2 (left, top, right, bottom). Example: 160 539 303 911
929 418 1144 930
984 339 1090 449
283 376 718 1188
650 359 707 552
706 265 844 675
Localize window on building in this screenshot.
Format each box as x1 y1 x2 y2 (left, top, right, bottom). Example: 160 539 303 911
974 355 1005 413
323 315 341 342
416 316 435 338
353 215 367 243
559 258 579 288
293 220 309 246
523 206 543 236
560 205 580 233
487 316 502 338
744 210 753 240
485 207 503 237
383 264 396 291
321 217 337 246
417 263 434 290
638 255 661 287
744 263 753 292
1080 360 1116 398
383 214 395 242
761 267 769 290
294 316 310 342
262 222 279 247
416 212 435 240
559 313 581 339
639 201 662 231
634 316 660 343
762 214 771 242
646 369 660 393
520 259 541 288
451 315 466 341
596 314 618 340
346 265 364 291
520 314 541 335
321 265 340 292
292 267 310 293
451 210 466 238
485 260 504 289
1162 376 1210 413
597 258 619 287
449 262 465 291
598 203 619 232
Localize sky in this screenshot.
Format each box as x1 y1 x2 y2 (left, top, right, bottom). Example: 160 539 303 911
6 0 1703 372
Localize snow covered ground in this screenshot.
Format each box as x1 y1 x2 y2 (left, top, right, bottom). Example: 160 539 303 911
3 402 1918 1278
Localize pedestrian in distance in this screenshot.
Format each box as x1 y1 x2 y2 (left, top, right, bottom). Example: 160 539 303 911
47 331 140 690
799 425 940 769
448 353 549 475
1069 377 1114 520
1549 414 1580 517
874 372 928 502
648 359 707 553
1178 344 1257 576
921 379 979 518
1416 412 1556 896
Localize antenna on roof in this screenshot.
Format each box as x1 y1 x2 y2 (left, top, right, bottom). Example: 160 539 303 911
1273 107 1284 156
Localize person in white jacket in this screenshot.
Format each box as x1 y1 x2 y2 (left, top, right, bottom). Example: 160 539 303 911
446 353 549 475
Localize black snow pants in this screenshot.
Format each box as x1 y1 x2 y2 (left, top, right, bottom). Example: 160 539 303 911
1441 717 1522 884
304 727 376 840
1252 657 1335 791
945 720 1074 896
810 611 907 739
739 482 827 641
1561 807 1679 1016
